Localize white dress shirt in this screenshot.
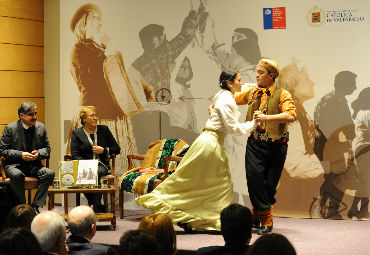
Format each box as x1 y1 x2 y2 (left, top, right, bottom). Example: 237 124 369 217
206 89 255 135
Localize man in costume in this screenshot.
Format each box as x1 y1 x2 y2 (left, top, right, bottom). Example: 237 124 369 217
234 58 296 234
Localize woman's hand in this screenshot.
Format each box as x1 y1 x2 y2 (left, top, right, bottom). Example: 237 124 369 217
253 110 267 122
92 145 105 155
208 103 215 119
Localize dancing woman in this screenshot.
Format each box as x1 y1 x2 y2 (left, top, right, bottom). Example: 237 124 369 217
137 69 256 231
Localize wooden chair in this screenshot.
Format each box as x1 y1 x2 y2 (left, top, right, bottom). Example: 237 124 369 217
118 139 188 219
0 156 49 205
63 154 116 208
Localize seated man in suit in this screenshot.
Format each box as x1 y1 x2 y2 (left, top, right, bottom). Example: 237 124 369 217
196 203 253 255
0 102 55 213
67 205 117 255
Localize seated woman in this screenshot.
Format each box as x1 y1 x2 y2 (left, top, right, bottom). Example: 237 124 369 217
70 106 120 213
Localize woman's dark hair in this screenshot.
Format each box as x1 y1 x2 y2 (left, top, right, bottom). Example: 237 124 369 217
3 204 37 230
219 69 239 91
221 203 253 245
247 233 297 255
118 230 160 255
0 227 42 255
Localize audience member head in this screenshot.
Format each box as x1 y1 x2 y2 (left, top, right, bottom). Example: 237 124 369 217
3 204 37 230
138 213 176 255
220 203 253 246
247 233 297 255
67 205 97 240
31 211 69 255
118 229 161 255
0 227 42 255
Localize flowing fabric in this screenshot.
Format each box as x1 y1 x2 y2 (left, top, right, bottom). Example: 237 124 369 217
136 127 233 231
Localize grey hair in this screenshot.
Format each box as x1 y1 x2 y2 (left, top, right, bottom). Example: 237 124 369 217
31 211 66 252
18 102 37 117
68 213 97 236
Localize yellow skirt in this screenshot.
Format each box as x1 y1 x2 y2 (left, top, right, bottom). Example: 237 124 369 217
136 128 233 231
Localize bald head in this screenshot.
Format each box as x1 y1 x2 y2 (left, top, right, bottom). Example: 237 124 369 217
67 206 97 238
31 211 67 254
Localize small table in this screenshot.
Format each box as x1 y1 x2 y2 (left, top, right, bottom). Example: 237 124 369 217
48 185 116 230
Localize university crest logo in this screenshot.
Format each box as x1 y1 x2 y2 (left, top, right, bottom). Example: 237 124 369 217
306 5 326 27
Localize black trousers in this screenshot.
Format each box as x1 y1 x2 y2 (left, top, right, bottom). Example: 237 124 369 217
84 163 109 206
5 163 55 207
245 136 288 211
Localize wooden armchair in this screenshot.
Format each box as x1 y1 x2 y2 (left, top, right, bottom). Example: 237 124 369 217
63 154 116 207
118 139 188 219
1 156 49 205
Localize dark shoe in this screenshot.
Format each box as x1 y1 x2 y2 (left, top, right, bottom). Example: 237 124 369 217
93 204 107 213
257 225 273 235
32 205 40 214
177 222 195 233
347 208 359 218
253 218 260 229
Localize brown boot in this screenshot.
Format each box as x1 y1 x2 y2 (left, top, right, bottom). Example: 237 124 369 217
256 207 273 235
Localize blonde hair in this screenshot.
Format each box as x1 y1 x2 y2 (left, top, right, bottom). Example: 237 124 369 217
79 106 98 125
138 213 176 255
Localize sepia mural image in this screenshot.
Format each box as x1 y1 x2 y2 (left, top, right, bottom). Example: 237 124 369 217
60 0 370 217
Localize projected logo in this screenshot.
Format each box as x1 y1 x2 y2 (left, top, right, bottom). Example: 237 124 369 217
306 5 326 27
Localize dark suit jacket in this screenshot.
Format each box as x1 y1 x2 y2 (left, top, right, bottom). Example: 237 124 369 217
70 125 120 169
196 244 250 255
67 235 117 255
0 120 50 168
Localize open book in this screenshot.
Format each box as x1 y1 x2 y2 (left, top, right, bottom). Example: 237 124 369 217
59 160 98 187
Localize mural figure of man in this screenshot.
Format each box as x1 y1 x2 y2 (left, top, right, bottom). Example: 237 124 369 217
314 71 357 219
211 27 262 84
130 8 198 103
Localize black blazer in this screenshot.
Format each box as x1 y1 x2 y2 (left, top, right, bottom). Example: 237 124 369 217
67 235 117 255
0 120 50 167
70 125 120 169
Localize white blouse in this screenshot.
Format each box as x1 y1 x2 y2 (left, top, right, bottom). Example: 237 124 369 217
206 90 255 135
